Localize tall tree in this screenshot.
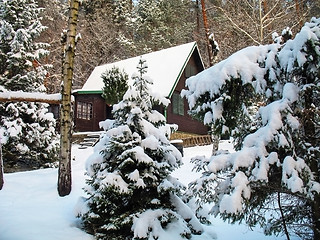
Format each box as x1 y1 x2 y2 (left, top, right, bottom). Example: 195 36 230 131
182 18 320 239
78 58 210 239
0 0 59 171
119 0 196 54
200 0 214 66
58 0 80 197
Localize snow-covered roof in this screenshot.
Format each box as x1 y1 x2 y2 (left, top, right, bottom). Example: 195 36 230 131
77 42 202 98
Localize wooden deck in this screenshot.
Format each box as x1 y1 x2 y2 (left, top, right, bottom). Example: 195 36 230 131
73 132 213 149
180 135 213 147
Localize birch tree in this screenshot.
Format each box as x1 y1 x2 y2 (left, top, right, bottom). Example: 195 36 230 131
58 0 80 197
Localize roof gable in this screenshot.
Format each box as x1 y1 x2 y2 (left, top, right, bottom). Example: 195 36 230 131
78 42 203 97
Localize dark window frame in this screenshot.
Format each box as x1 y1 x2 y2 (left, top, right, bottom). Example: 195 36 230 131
77 101 93 120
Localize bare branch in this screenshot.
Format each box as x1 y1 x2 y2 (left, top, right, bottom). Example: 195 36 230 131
213 5 261 45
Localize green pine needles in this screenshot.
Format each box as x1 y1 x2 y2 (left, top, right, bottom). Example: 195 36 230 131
0 0 59 171
78 58 211 240
101 66 129 105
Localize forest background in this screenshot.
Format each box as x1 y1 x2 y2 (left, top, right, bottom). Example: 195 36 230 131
38 0 320 94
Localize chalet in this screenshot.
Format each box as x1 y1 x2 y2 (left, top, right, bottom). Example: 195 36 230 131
73 42 209 135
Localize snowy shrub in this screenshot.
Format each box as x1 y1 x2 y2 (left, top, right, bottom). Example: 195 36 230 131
78 58 213 240
0 0 59 170
182 18 320 240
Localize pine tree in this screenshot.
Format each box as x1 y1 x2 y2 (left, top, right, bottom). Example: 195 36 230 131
101 66 129 106
182 18 320 240
112 0 132 26
78 58 209 240
118 0 195 54
0 0 58 170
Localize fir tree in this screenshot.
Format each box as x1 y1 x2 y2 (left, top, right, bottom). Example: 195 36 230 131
182 18 320 240
112 0 132 26
118 0 195 54
0 0 58 170
78 58 209 240
101 66 129 106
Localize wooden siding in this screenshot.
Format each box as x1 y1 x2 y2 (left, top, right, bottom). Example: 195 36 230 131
74 46 209 135
74 94 107 132
167 50 209 135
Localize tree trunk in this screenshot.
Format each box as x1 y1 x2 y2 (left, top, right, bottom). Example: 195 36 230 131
196 0 200 34
294 0 303 28
303 86 320 240
277 192 290 240
311 195 320 240
0 139 4 190
58 0 80 197
200 0 214 67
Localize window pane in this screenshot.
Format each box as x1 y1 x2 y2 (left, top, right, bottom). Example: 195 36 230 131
172 92 184 116
178 96 184 115
185 64 197 78
77 102 82 119
88 103 93 120
77 101 93 120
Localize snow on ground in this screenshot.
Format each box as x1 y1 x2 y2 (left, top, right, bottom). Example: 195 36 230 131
0 140 298 240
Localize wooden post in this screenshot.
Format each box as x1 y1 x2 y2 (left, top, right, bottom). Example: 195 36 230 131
58 0 80 197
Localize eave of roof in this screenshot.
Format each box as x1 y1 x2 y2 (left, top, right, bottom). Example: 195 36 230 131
75 90 103 94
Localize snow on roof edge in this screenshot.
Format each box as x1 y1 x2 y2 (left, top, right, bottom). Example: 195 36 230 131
80 42 201 97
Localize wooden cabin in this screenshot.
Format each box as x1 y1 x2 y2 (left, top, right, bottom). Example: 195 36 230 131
73 42 209 135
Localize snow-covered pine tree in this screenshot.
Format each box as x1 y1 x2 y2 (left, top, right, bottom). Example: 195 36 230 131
112 0 132 26
78 58 211 240
182 18 320 240
0 0 59 170
101 66 129 106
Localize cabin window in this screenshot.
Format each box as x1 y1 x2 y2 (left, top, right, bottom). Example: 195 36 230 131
172 92 184 116
184 63 197 78
77 102 93 120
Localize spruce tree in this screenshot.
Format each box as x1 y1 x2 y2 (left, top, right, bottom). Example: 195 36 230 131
182 18 320 240
78 58 209 240
118 0 195 54
101 66 129 106
0 0 58 170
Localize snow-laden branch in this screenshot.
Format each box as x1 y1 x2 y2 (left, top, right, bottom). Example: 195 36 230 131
0 91 62 104
184 18 320 237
